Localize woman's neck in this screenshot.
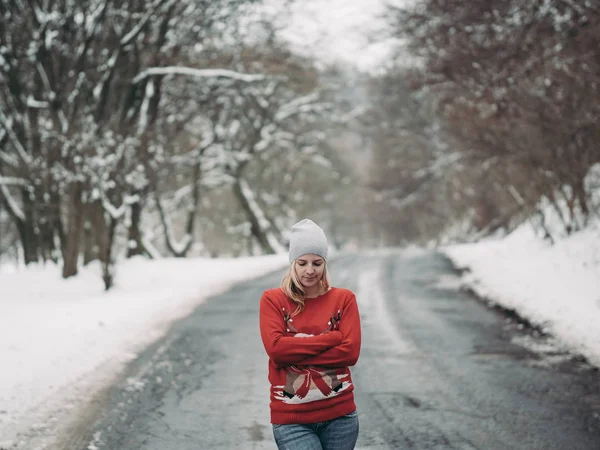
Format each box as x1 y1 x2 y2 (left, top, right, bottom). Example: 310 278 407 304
305 285 327 298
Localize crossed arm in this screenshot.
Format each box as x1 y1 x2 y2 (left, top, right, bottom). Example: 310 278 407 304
259 293 361 368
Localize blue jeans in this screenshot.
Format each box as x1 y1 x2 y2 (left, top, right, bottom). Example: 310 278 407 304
272 410 359 450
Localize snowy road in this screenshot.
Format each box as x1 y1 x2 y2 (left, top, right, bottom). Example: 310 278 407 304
59 249 600 449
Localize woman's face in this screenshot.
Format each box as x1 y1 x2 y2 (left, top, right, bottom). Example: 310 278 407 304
294 254 325 288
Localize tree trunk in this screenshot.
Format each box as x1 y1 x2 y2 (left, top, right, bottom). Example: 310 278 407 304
90 200 118 290
14 219 37 264
232 178 275 254
0 187 33 264
574 177 589 218
62 182 85 278
83 218 95 265
127 197 151 258
38 220 54 263
38 190 61 263
101 216 118 290
20 189 39 264
154 192 194 258
84 201 106 265
545 191 569 233
154 147 202 258
49 189 65 262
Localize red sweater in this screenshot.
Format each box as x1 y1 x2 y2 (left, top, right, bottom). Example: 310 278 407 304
259 287 361 424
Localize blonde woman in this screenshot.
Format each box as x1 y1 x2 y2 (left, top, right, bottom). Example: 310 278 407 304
260 219 362 450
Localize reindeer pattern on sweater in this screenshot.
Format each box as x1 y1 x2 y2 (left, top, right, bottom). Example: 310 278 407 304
273 306 352 404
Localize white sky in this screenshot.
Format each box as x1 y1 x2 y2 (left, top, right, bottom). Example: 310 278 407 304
265 0 396 71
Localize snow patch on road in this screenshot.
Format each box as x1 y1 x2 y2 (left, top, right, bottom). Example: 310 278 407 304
357 268 413 354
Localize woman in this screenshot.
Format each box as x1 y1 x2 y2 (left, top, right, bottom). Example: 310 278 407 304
259 218 362 450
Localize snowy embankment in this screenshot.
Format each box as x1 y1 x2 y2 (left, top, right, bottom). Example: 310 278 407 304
443 223 600 368
0 254 288 449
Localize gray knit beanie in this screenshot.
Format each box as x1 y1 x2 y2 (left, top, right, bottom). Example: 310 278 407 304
288 219 329 263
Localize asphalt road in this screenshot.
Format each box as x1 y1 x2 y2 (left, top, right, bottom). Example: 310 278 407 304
60 249 600 449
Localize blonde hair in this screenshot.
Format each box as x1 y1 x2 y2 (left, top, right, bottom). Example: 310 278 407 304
280 260 331 316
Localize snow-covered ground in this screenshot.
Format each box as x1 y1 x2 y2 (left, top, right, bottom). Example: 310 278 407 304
0 254 288 449
443 222 600 368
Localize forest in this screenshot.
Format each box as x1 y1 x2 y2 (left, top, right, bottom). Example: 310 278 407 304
1 0 598 289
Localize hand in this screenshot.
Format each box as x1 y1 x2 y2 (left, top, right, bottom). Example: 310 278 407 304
293 333 314 338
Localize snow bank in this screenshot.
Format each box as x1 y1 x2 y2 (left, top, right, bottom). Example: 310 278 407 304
443 223 600 368
0 254 288 448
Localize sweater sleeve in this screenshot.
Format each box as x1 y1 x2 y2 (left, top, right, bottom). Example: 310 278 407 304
259 291 342 366
295 293 361 368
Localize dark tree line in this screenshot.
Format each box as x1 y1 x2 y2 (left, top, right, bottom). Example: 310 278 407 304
363 0 600 245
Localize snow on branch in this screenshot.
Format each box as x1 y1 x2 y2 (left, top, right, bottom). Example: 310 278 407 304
239 178 286 253
154 193 194 255
93 53 118 99
0 176 29 187
138 80 155 134
36 63 55 101
132 67 265 84
338 106 366 124
0 150 19 168
85 1 111 37
168 232 193 255
26 96 49 109
141 234 163 259
253 127 294 153
121 0 175 46
274 92 329 122
0 184 25 221
390 191 419 210
0 112 32 165
102 194 140 220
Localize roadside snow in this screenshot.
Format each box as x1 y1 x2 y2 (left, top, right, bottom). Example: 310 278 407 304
0 254 288 449
443 223 600 368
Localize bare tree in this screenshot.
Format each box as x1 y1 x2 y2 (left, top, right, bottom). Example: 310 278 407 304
0 0 263 287
380 0 600 242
